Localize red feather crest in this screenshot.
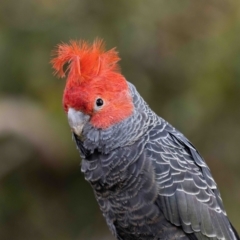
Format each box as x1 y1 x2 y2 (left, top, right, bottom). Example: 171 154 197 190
51 39 121 84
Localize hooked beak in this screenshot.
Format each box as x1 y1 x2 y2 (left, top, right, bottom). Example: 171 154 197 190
67 108 90 137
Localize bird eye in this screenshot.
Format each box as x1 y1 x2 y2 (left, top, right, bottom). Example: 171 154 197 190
95 98 104 107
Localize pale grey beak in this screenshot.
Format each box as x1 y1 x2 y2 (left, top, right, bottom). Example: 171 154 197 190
67 108 90 136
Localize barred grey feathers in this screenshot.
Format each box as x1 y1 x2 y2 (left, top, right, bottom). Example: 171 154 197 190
74 82 239 240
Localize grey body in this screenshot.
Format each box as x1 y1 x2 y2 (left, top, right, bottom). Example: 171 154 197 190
73 83 239 240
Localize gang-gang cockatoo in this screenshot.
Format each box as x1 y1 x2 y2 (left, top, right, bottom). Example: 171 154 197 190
51 39 239 240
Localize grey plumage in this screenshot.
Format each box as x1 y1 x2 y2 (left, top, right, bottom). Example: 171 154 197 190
73 82 239 240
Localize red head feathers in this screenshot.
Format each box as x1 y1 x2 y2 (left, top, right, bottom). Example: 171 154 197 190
51 39 120 82
51 39 133 129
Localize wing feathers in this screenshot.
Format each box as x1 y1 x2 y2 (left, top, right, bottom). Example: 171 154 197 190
149 122 237 239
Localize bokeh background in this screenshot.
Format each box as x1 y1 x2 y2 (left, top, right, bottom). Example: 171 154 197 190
0 0 240 239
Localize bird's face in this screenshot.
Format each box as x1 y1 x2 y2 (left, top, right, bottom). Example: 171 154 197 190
64 78 133 137
51 39 133 137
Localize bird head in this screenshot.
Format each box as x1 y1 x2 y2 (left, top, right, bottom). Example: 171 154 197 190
51 39 134 137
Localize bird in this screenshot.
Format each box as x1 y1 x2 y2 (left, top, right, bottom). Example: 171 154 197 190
51 39 239 240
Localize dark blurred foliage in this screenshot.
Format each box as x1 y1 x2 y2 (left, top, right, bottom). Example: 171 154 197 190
0 0 240 239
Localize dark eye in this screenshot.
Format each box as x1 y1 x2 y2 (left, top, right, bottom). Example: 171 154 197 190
96 98 104 107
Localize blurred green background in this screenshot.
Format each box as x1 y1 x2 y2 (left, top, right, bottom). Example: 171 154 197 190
0 0 240 239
